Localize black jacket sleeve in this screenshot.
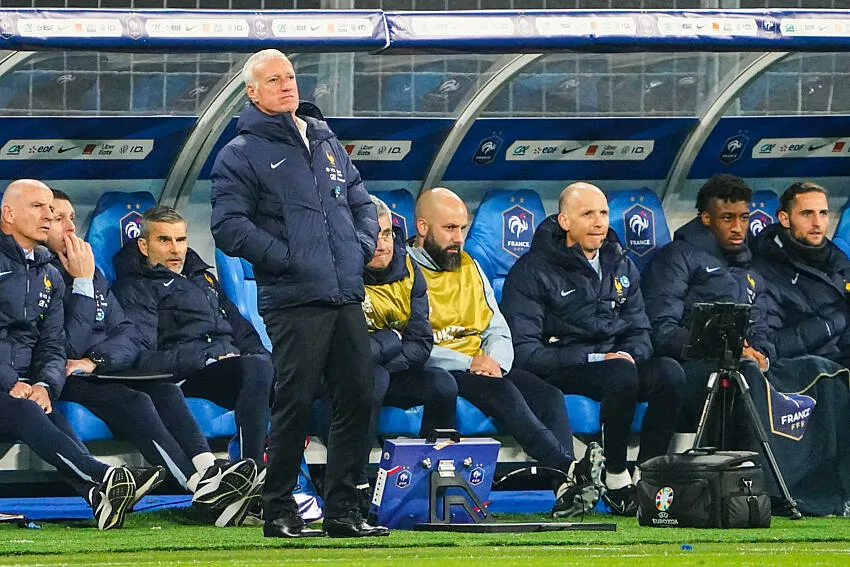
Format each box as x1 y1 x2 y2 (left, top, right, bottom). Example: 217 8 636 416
761 283 841 359
87 288 142 372
502 263 595 376
381 261 433 373
342 144 378 262
112 278 207 376
29 277 67 398
63 282 97 360
642 246 692 360
612 264 653 363
210 145 290 275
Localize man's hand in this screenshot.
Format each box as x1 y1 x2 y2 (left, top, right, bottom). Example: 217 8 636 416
58 234 95 279
470 355 503 377
66 358 97 376
604 351 635 364
9 382 31 399
742 346 768 372
28 385 52 414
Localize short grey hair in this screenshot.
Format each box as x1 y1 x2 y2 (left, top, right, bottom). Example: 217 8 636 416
370 195 391 221
243 49 290 88
140 205 185 240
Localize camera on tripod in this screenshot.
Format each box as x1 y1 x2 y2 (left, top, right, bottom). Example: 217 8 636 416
683 302 752 371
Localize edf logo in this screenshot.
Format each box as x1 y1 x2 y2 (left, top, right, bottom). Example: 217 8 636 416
395 470 411 489
469 467 485 486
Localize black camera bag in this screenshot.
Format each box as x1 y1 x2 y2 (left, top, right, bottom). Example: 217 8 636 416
636 448 770 528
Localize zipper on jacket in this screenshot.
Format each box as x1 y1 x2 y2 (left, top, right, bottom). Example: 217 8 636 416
310 139 343 301
24 259 29 319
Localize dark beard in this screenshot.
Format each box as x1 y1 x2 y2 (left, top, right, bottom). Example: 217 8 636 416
424 231 462 271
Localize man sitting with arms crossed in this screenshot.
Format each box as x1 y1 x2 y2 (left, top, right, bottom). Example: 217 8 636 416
0 179 161 530
408 187 603 518
113 206 272 517
501 182 685 517
48 190 260 527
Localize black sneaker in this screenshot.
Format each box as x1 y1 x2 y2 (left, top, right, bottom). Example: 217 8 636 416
551 478 599 518
573 442 605 491
127 466 167 511
215 466 266 527
602 484 638 517
193 458 258 511
90 466 136 530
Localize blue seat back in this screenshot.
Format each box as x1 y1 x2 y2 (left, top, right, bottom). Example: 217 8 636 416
85 191 157 283
465 189 546 303
607 189 671 272
214 249 272 351
371 189 415 240
833 196 850 258
749 190 780 239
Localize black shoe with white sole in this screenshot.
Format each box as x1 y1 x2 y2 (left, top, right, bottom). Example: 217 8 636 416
90 466 136 530
192 458 257 511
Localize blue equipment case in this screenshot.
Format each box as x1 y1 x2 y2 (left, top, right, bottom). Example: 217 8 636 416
370 435 500 530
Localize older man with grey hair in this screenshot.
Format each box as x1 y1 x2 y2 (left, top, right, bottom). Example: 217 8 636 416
210 49 384 539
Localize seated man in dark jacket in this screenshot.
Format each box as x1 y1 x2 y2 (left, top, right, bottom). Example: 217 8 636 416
112 206 273 477
48 190 261 527
642 174 773 428
0 179 160 530
502 182 685 516
751 181 850 364
409 187 603 519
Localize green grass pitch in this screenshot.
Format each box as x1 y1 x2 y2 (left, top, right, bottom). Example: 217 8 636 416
1 511 850 566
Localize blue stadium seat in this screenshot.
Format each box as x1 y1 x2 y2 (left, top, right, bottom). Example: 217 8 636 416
214 250 272 352
454 397 500 436
607 189 671 272
184 399 236 440
565 396 647 436
465 189 547 303
84 191 157 284
371 189 415 240
377 406 423 437
834 197 850 257
54 401 114 442
749 190 780 239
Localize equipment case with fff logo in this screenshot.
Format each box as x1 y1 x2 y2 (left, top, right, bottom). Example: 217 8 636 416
636 449 771 528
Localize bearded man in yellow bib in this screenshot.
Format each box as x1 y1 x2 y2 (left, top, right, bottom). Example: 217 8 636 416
407 187 603 518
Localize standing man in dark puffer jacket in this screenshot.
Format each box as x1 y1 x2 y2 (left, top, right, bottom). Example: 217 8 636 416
502 182 685 517
209 49 386 539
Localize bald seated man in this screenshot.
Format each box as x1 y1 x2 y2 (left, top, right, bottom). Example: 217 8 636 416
501 182 685 517
0 179 163 530
408 187 604 519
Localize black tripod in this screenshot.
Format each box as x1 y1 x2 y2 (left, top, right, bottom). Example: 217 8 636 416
692 333 802 520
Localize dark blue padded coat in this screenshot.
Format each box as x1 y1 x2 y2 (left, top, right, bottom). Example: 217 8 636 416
112 243 271 378
0 232 66 398
641 217 773 360
55 262 140 373
210 101 377 313
363 230 432 374
501 215 652 378
751 223 850 361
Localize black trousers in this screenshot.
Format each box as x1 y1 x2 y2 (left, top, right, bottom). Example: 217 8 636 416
182 354 274 462
262 304 374 520
0 392 107 491
545 357 685 472
452 367 576 472
61 376 209 483
374 365 458 438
